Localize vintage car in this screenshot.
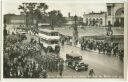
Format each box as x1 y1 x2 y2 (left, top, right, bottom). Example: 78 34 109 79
65 53 88 71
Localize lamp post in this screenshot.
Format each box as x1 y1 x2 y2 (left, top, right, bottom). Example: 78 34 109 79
72 15 78 46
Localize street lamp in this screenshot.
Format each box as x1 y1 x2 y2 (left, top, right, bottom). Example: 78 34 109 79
72 14 78 46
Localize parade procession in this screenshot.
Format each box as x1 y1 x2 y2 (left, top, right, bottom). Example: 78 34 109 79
3 2 124 78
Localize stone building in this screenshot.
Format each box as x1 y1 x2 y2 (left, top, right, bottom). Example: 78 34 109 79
4 14 26 34
83 12 107 27
4 13 37 34
106 3 124 27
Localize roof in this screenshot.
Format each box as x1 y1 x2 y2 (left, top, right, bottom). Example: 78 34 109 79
38 23 50 26
66 53 81 57
83 12 106 17
39 29 58 33
38 33 60 40
10 15 25 20
65 16 83 21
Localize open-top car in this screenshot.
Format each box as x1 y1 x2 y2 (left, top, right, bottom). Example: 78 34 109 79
65 53 88 71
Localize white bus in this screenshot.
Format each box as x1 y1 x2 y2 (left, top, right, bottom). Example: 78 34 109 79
38 29 60 52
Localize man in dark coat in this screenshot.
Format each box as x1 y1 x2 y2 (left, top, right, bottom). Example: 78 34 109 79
59 63 64 77
42 69 47 78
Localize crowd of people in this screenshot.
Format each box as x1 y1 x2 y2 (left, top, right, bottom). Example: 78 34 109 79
60 35 124 61
4 33 64 78
4 36 45 78
80 38 124 61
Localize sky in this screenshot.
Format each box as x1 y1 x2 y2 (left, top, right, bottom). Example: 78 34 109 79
2 0 125 17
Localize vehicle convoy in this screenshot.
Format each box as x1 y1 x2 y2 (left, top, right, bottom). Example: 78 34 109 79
38 28 60 53
65 53 88 71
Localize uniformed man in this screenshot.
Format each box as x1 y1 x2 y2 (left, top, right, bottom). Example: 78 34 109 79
89 68 95 77
58 62 64 77
42 69 47 78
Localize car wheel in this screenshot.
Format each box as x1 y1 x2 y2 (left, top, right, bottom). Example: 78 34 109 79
75 66 79 71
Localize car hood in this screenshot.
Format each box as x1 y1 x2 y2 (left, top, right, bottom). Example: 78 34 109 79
78 60 88 65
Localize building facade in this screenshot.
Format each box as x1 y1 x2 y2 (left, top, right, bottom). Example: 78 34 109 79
4 14 26 34
83 12 107 27
106 3 124 27
4 14 38 34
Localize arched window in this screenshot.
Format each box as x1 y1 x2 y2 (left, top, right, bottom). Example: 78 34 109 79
115 8 124 27
115 8 124 16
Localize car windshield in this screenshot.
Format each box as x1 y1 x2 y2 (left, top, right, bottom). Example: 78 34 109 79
73 56 82 60
79 62 84 65
50 40 59 44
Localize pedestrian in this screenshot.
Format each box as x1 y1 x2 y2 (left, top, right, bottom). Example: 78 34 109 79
42 69 47 78
58 63 64 77
81 42 84 50
89 69 95 77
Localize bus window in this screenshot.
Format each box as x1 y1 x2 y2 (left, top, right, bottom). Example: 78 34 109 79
50 40 58 44
55 32 58 36
51 32 58 36
51 32 55 36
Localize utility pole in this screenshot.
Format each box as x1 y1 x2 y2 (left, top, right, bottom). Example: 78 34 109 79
73 15 78 46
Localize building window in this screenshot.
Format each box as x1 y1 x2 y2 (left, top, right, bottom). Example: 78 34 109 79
107 7 111 16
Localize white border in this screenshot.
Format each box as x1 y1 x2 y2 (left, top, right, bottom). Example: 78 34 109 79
1 0 128 82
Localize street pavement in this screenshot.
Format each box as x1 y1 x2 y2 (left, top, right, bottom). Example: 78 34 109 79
48 45 123 78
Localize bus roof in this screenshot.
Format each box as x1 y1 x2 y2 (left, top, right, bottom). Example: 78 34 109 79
39 29 58 33
39 33 60 40
66 53 81 57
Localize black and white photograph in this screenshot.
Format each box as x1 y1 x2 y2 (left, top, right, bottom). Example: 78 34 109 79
2 0 125 79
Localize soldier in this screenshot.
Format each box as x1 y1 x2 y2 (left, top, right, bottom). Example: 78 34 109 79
55 45 60 54
89 68 95 77
106 45 112 56
49 59 53 72
42 69 48 78
113 45 118 57
98 42 102 54
119 49 124 61
61 39 65 46
54 59 58 71
58 61 64 77
81 42 84 50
